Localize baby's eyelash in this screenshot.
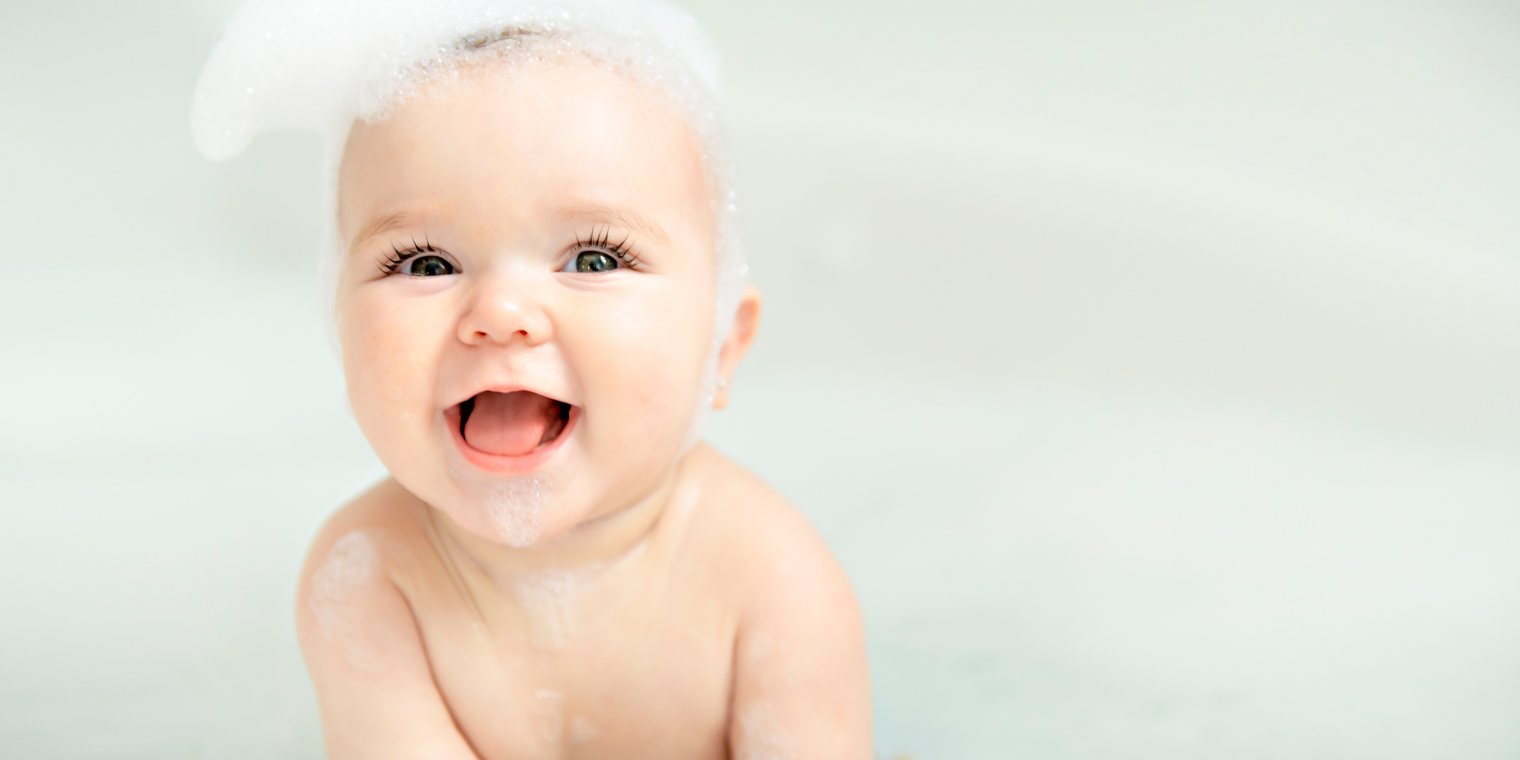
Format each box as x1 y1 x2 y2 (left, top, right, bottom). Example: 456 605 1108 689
574 226 643 269
379 235 444 274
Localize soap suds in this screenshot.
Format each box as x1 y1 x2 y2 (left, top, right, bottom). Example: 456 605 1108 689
486 473 553 547
533 689 565 744
735 703 795 760
514 564 598 649
511 538 648 648
308 529 389 672
568 715 600 744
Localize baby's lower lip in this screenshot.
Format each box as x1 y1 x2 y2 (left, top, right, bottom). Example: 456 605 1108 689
444 392 578 474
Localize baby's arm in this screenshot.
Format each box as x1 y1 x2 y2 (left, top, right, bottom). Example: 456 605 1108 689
295 502 479 760
727 502 873 759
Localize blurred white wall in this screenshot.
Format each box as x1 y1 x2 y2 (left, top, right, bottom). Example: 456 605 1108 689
1 1 1517 758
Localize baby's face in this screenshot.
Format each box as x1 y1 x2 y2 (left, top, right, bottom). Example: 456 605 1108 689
335 61 720 546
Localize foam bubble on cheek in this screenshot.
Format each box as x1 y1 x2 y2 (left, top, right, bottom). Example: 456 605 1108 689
308 530 389 672
485 473 554 547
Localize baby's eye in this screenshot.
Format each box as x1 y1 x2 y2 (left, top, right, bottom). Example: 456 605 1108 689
405 254 455 277
570 250 619 273
558 229 641 273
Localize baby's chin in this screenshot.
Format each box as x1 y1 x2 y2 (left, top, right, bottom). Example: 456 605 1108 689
433 461 570 549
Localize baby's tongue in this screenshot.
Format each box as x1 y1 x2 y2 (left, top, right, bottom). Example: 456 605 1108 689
462 391 555 456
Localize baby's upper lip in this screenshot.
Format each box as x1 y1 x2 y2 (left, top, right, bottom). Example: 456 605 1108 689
446 382 575 409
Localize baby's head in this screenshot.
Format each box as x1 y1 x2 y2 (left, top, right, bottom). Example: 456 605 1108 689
335 45 762 546
193 1 759 546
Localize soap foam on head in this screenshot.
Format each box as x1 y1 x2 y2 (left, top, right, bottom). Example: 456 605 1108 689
190 0 747 343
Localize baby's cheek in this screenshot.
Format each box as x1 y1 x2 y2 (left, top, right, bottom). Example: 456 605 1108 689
627 353 686 421
341 301 438 442
598 304 702 413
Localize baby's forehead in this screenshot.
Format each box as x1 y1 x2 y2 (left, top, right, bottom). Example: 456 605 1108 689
338 56 716 244
377 50 695 138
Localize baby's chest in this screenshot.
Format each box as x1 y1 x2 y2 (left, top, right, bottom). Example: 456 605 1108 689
421 605 736 760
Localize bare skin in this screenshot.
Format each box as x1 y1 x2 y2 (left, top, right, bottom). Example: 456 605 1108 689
295 58 871 759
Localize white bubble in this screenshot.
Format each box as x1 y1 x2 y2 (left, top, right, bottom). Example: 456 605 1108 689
735 703 796 760
486 473 553 547
512 559 611 649
532 689 565 744
308 529 387 671
568 715 600 744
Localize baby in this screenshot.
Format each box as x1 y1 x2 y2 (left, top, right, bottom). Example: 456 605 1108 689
191 1 870 758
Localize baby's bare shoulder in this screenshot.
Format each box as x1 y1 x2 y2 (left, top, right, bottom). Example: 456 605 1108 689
295 479 444 651
296 480 481 758
687 445 856 613
689 446 872 757
300 478 433 579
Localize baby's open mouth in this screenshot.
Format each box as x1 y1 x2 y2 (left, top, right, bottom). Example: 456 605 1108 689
457 391 572 457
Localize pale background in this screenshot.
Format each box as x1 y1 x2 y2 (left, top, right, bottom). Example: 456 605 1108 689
2 1 1518 757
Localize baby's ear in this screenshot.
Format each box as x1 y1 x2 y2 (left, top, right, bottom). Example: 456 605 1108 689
713 287 762 410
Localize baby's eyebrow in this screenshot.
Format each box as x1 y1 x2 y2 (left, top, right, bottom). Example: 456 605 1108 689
348 210 429 255
555 203 672 247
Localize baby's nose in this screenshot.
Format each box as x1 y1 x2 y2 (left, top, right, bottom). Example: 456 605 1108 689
457 270 552 347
